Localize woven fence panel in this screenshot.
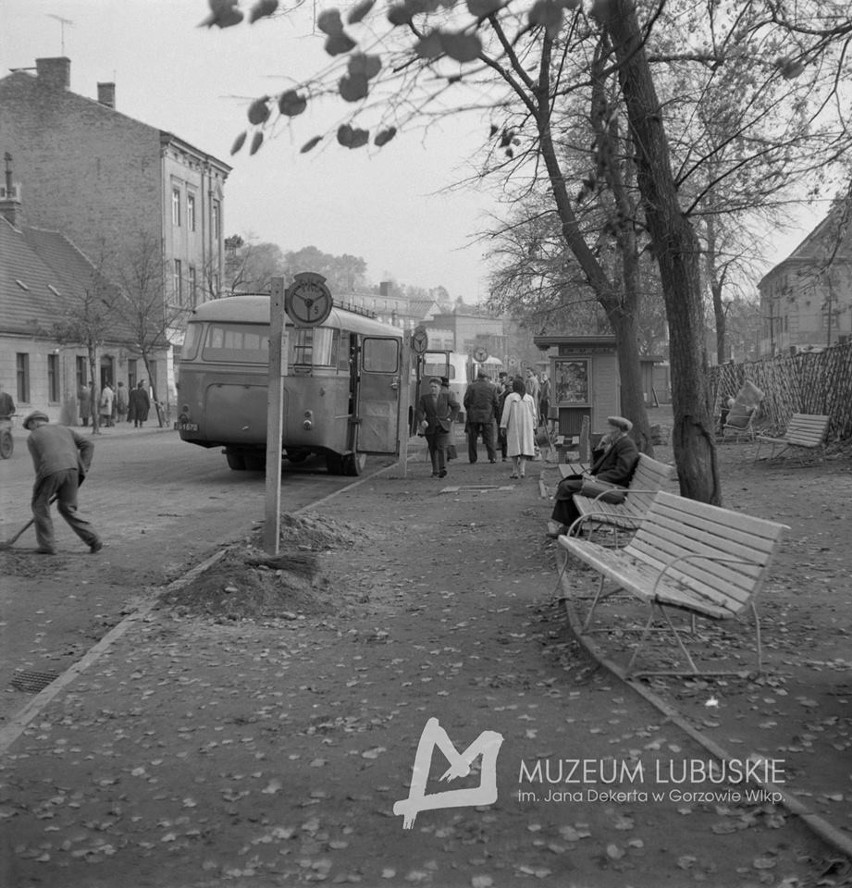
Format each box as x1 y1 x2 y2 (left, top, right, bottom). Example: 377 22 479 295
709 341 852 441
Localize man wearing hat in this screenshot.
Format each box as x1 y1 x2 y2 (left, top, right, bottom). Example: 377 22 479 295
23 411 103 555
463 370 499 463
547 415 639 537
415 377 460 478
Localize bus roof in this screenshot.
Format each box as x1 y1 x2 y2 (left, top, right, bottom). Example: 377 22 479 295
189 294 403 338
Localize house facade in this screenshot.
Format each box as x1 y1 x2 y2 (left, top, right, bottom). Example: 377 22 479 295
0 57 231 410
757 206 852 356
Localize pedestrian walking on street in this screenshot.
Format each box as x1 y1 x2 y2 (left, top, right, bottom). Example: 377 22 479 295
78 384 91 427
128 381 151 428
23 411 103 555
500 378 536 479
99 383 115 428
415 377 460 479
440 377 458 461
463 371 498 463
116 382 128 423
524 368 540 424
548 415 639 537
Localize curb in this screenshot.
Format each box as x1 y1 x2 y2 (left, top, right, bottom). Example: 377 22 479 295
553 546 852 862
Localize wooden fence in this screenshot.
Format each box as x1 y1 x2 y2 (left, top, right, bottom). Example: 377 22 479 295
709 341 852 441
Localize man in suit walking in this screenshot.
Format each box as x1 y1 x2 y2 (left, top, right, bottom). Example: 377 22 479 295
416 377 460 478
464 371 499 463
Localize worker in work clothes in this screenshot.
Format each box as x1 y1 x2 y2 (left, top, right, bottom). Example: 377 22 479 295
23 411 103 555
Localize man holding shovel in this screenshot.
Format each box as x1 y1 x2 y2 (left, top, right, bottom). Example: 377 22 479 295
20 411 103 555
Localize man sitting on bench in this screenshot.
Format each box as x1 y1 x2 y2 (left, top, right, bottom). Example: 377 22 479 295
547 415 639 538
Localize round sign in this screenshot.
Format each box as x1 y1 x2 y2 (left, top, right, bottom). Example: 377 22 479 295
508 354 519 367
285 272 333 326
411 326 429 355
473 346 489 363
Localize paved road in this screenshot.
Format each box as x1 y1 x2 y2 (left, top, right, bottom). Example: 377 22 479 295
0 425 396 724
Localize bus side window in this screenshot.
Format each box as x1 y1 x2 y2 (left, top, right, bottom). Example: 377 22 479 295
363 338 399 373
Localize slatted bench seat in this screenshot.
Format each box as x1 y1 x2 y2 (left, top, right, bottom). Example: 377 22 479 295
556 491 788 676
557 453 675 542
755 413 830 463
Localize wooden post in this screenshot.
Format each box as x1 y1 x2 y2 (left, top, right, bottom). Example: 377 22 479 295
579 414 591 462
263 277 286 554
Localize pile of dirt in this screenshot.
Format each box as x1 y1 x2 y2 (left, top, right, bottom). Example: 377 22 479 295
158 512 363 623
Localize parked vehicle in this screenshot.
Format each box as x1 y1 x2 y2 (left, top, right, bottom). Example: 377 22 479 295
174 294 403 475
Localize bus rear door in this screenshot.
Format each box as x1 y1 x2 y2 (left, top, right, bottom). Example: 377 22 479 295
356 336 402 454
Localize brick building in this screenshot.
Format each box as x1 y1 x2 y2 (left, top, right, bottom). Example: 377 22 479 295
0 57 231 410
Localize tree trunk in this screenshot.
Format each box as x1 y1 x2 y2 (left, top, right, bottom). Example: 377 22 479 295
88 349 100 436
602 0 720 504
141 351 165 428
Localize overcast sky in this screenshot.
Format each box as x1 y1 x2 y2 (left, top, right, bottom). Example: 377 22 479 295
1 0 826 302
0 0 502 300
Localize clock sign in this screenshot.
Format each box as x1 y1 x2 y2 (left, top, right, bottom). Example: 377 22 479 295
411 326 429 355
285 272 333 327
473 346 489 363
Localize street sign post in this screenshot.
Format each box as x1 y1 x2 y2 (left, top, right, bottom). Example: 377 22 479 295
264 277 287 554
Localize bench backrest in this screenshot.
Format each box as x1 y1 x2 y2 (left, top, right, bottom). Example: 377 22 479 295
784 413 830 447
621 454 675 516
624 491 787 616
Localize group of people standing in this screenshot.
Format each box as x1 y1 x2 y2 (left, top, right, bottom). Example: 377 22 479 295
415 367 551 480
77 381 151 429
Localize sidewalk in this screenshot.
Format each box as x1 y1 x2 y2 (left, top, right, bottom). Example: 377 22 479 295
0 442 850 887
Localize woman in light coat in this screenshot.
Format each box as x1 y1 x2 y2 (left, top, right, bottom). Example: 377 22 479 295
500 377 537 479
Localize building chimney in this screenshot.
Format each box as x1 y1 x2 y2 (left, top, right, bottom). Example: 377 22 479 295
0 152 22 228
97 82 115 108
35 57 71 90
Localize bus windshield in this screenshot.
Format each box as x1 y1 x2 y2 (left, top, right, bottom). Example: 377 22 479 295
181 322 204 361
203 323 270 363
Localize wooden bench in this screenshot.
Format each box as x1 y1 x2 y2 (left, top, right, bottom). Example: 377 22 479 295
556 491 788 676
557 454 675 543
755 413 830 463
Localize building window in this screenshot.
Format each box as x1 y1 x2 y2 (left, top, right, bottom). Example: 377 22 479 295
189 266 197 308
172 188 181 226
212 200 221 241
174 259 183 304
187 194 196 232
48 353 60 402
16 353 30 403
76 356 87 389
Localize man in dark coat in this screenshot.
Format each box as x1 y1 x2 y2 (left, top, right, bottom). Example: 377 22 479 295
548 415 639 537
463 371 499 463
415 377 460 478
128 381 151 428
24 411 103 555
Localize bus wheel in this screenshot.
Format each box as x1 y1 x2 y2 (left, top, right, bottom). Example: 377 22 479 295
343 452 367 476
286 451 309 463
244 453 267 472
225 449 247 471
325 454 344 475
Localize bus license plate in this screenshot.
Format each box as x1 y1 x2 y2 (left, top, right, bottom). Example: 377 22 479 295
174 422 199 431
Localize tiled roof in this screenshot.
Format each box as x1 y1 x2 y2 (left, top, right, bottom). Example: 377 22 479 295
0 218 131 342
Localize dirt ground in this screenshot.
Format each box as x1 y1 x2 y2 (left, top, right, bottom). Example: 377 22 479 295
2 424 852 887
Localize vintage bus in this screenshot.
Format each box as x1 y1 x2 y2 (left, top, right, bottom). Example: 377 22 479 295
175 294 404 475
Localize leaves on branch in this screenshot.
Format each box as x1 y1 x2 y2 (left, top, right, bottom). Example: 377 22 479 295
317 9 344 34
339 73 369 102
301 135 324 153
347 0 376 23
467 0 502 17
775 56 805 79
249 131 265 155
349 53 382 80
248 0 279 23
374 127 398 147
230 131 248 155
528 0 565 36
416 29 482 62
326 31 358 55
279 90 308 116
337 124 370 149
247 96 271 125
387 3 414 26
199 0 243 28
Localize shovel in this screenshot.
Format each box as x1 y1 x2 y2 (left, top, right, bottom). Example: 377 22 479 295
0 496 58 550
